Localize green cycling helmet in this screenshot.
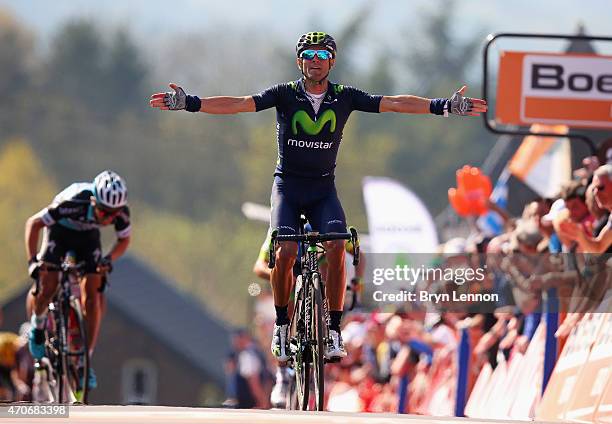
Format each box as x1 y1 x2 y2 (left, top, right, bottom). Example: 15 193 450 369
296 32 337 58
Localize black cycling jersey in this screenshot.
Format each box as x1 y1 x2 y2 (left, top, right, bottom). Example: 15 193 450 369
39 183 131 238
253 79 382 178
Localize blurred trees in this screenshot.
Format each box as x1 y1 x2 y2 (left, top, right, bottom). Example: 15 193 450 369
0 2 490 324
0 139 57 299
0 11 34 140
402 0 485 95
45 21 148 119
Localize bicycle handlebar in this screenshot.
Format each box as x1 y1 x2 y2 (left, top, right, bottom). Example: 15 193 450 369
273 232 352 243
268 227 360 269
30 262 110 296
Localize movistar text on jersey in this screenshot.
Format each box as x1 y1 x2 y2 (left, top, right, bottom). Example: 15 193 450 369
288 139 333 149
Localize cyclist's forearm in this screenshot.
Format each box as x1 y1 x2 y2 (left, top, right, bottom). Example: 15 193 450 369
253 259 271 281
380 95 431 114
107 236 130 261
25 216 45 260
200 96 256 114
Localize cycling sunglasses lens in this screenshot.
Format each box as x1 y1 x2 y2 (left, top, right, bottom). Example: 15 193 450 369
301 50 316 60
301 50 331 60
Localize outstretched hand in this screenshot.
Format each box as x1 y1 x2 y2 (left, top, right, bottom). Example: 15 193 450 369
150 83 187 110
449 85 488 117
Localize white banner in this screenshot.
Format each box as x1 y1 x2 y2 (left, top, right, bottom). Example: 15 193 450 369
362 176 438 254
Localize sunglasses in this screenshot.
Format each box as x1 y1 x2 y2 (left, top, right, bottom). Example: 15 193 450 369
300 49 333 60
96 204 122 218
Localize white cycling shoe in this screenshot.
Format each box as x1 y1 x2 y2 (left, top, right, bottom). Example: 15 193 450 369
271 323 291 362
324 329 347 359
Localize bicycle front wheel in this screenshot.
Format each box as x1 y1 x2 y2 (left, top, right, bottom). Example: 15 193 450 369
59 297 89 404
290 276 310 410
311 272 326 411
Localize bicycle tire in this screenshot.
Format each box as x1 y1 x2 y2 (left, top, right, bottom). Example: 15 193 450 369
311 272 325 411
68 296 90 403
291 278 310 410
58 296 89 403
57 299 69 403
44 308 62 403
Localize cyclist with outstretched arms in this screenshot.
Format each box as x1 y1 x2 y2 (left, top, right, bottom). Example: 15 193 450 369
24 170 131 389
151 32 487 362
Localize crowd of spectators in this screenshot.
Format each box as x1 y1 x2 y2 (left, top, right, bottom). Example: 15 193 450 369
224 154 611 413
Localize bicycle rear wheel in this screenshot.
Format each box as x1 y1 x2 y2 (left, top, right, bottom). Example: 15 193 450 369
311 273 326 411
290 277 310 410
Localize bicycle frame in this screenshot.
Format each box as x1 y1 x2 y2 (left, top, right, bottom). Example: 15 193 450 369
32 254 91 404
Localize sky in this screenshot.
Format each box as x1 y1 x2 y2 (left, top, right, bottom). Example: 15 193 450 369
2 0 611 48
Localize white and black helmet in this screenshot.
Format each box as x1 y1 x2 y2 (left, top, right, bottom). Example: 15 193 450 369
93 170 128 208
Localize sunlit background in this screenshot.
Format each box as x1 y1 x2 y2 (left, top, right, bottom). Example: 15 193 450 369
0 0 610 407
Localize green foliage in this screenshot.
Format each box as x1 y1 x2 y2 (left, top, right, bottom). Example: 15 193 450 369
239 124 279 205
401 0 487 94
45 19 148 121
0 3 491 324
335 118 402 230
0 139 57 299
0 11 34 141
129 202 266 326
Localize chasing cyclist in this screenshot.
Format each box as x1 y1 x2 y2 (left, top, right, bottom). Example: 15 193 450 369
25 170 131 389
150 32 487 363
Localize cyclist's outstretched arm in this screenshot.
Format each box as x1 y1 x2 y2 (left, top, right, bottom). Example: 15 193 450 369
380 85 487 117
201 96 256 114
150 83 255 114
380 94 432 114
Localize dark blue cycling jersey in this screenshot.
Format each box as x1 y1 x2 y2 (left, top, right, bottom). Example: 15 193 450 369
253 79 382 178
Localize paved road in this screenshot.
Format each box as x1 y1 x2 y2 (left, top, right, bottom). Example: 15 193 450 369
0 405 563 424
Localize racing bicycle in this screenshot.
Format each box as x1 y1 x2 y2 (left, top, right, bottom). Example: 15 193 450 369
31 251 102 404
268 224 359 411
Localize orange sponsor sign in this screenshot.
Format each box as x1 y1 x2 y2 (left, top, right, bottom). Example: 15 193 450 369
496 51 612 129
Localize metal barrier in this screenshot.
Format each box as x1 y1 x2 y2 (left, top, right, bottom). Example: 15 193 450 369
455 327 471 416
543 288 560 393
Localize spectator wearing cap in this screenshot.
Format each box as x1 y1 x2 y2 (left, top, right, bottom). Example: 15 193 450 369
562 165 612 253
